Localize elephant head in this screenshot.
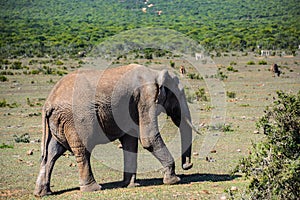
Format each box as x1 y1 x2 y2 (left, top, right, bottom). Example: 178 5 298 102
156 69 193 170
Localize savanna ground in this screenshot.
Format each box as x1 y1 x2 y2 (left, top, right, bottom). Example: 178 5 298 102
0 52 299 199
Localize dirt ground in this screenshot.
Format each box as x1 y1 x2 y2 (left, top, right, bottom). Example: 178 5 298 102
0 52 299 199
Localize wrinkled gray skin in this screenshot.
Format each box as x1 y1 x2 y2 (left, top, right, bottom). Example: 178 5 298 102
34 64 193 197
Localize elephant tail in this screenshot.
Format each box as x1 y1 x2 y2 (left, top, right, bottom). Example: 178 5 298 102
40 107 53 161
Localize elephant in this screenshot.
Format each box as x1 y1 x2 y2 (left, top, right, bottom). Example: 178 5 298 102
34 64 196 197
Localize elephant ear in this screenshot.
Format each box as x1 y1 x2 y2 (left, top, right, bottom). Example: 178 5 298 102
155 69 169 104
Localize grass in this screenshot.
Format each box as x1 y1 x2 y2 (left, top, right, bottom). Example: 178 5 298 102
0 52 299 199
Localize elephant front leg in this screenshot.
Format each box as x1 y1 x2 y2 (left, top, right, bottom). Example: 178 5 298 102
141 133 180 185
120 134 140 187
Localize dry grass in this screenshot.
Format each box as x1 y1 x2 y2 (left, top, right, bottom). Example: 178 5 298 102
0 52 299 199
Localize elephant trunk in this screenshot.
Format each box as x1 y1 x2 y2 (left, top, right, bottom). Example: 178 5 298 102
180 104 193 170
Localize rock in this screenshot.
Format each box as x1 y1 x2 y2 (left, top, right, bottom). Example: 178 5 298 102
210 150 217 153
220 196 227 200
27 149 34 155
253 130 259 134
69 163 76 167
201 190 210 194
193 152 199 156
237 149 241 152
230 186 238 191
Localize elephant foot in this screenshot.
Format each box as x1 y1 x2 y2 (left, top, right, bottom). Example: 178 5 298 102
127 182 140 188
33 185 52 197
163 175 181 185
122 180 140 188
80 181 102 192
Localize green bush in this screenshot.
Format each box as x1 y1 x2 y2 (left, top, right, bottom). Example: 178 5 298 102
170 60 175 68
0 143 14 149
247 61 255 65
258 60 268 65
187 73 203 80
55 60 64 65
234 91 300 199
227 91 236 98
227 66 238 72
0 99 7 107
195 88 208 101
10 61 22 70
215 69 228 80
14 133 30 143
0 75 8 82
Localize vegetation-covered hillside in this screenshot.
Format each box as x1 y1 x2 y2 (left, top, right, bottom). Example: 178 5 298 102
1 0 299 58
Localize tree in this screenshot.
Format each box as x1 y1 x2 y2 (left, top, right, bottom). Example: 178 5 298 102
234 90 300 200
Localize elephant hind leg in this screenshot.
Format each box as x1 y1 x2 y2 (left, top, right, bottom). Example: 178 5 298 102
70 144 101 192
34 135 66 197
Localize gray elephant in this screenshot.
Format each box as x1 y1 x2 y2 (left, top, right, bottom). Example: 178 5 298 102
34 64 196 197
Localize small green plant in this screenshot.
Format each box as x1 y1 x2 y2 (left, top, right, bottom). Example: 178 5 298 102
239 104 250 107
0 143 14 149
26 98 35 107
195 88 208 101
0 71 14 75
55 60 64 65
14 133 30 143
187 73 203 80
215 69 228 80
233 91 300 199
56 70 68 76
258 60 267 65
0 99 7 107
226 91 236 98
10 61 22 70
247 60 255 65
170 60 175 68
230 61 237 65
8 102 19 108
227 66 238 72
30 69 40 75
0 75 8 82
209 123 234 132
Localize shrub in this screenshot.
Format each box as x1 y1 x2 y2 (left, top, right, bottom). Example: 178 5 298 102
195 88 208 101
0 75 8 82
258 60 268 65
187 73 203 80
0 99 7 107
170 60 175 68
215 69 228 80
247 61 255 65
227 66 238 72
14 133 30 143
233 91 300 199
0 143 14 149
10 61 22 70
227 91 236 98
0 71 14 75
55 60 64 65
209 123 233 132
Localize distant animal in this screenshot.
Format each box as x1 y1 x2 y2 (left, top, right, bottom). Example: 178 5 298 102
270 64 280 77
78 51 86 57
34 64 196 197
180 65 186 74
